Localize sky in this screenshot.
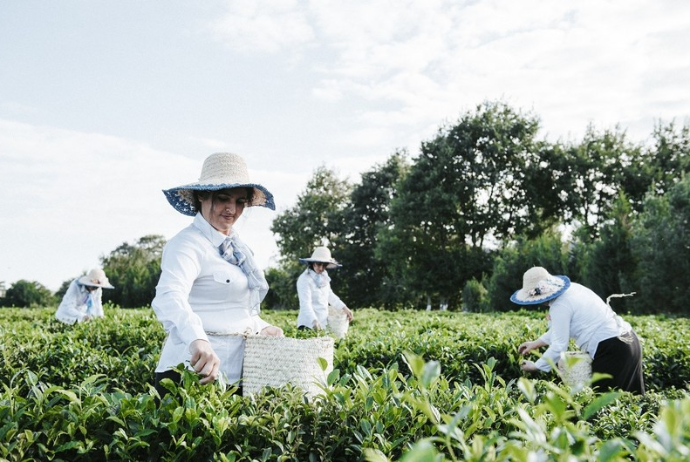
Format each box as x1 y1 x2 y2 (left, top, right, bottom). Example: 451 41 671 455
1 0 689 292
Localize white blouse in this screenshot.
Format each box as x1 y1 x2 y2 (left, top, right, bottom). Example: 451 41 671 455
152 213 270 384
296 269 346 328
535 282 632 372
55 279 104 324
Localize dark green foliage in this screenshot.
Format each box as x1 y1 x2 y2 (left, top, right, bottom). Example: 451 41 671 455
270 166 352 265
101 234 165 308
629 176 690 314
263 265 300 310
462 278 488 312
0 280 55 308
336 151 410 310
486 229 569 311
577 193 638 312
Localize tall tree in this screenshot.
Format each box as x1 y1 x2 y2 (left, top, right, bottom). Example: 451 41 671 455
270 167 352 307
271 166 352 264
334 151 410 308
562 126 644 240
100 235 165 308
629 175 690 314
577 192 638 312
379 102 544 309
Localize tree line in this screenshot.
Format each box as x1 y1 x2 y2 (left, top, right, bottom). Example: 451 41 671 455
2 101 689 314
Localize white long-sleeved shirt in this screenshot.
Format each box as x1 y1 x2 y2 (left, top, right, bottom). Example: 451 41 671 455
535 282 632 372
296 269 346 328
55 279 104 324
152 213 270 383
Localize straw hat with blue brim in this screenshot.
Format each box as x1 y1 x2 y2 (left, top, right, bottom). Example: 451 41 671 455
299 246 341 270
163 152 275 216
510 266 570 305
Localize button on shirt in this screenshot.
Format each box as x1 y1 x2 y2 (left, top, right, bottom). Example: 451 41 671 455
535 282 632 372
296 269 346 328
55 279 104 324
152 213 270 383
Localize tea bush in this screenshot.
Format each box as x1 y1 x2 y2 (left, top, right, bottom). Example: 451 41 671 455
1 307 689 461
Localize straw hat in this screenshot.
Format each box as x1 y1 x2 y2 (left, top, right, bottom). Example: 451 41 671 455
163 152 275 216
299 246 341 269
78 268 114 289
510 266 570 305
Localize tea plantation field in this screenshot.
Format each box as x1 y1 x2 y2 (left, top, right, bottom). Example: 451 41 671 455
1 307 690 461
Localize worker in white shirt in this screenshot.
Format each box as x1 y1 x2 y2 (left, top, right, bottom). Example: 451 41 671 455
296 246 353 330
55 268 114 324
512 266 644 395
152 152 283 396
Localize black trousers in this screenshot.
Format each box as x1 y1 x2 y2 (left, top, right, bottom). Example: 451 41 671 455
592 331 645 395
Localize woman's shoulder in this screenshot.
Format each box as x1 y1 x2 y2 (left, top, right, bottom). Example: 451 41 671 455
163 224 210 256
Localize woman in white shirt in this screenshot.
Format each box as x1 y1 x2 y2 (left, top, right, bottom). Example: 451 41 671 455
512 266 644 394
153 152 283 396
55 268 113 324
296 246 353 330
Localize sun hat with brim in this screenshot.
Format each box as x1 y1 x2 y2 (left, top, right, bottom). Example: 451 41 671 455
299 246 341 269
510 266 570 305
163 152 276 216
78 268 114 289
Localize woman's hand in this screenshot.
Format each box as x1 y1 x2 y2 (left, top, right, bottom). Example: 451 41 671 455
518 341 535 355
260 325 284 337
189 339 220 385
343 307 353 322
518 340 546 355
520 360 539 373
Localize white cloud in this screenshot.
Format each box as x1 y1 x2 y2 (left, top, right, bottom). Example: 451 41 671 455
210 0 314 53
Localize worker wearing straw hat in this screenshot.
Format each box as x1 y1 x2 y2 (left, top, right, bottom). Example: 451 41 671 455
296 246 353 330
55 268 114 324
511 266 644 394
152 152 283 396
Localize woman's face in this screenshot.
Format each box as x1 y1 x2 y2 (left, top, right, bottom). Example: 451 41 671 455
312 262 328 274
199 188 248 235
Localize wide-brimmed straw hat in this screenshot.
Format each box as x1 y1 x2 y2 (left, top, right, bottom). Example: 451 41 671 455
163 152 276 216
78 268 114 289
299 246 341 269
510 266 570 305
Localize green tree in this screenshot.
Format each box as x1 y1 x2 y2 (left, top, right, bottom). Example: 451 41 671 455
576 192 638 312
271 166 352 263
379 102 544 309
645 120 690 197
270 167 352 304
335 151 410 309
101 235 165 308
562 126 644 240
486 229 569 312
629 175 690 314
0 280 55 308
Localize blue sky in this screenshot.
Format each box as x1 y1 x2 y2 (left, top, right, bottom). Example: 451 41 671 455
1 0 689 291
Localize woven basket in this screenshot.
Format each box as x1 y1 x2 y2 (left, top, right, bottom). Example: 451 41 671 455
327 307 349 339
557 351 592 388
242 335 334 398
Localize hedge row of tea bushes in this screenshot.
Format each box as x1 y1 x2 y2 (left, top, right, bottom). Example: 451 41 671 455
1 307 689 461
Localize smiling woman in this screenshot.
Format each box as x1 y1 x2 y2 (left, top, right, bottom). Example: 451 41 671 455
152 152 284 397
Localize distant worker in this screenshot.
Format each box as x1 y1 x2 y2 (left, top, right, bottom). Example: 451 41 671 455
296 246 353 330
55 268 114 324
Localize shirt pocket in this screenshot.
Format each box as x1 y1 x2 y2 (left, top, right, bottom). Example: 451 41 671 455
213 271 235 285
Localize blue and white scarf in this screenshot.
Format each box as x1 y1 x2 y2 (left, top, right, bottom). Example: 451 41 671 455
308 269 330 288
220 234 268 315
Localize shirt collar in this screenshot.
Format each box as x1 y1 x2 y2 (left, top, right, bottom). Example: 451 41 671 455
192 212 236 248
